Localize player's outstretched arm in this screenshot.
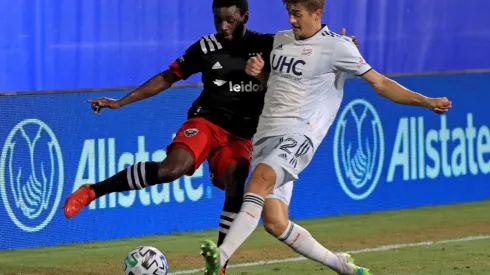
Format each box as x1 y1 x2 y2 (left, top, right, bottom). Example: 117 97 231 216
115 70 178 108
361 69 452 114
88 69 178 114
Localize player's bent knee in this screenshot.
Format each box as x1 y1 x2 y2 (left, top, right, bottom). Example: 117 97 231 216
157 165 184 183
157 148 195 183
263 215 289 238
247 164 276 195
222 162 248 197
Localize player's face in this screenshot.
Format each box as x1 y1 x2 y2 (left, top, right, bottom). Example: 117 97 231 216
286 4 322 39
213 6 248 41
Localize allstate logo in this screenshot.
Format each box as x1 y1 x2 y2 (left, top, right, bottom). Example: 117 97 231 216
0 119 64 232
333 99 385 200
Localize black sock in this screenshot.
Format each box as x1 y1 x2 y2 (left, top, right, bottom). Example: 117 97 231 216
91 162 160 198
218 195 243 269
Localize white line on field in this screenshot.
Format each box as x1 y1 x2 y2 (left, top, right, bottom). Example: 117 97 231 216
168 235 490 275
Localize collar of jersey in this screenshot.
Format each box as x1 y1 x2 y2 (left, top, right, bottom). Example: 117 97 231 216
295 24 329 42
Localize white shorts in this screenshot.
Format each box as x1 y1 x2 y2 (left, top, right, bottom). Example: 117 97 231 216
267 180 294 205
252 133 315 205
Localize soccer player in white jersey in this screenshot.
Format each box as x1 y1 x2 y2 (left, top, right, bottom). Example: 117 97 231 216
199 0 452 274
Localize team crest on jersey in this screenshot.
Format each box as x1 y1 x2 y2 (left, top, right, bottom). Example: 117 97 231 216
301 47 313 56
184 128 199 137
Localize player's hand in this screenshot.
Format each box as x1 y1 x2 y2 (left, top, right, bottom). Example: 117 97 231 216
340 28 360 49
246 55 265 78
88 97 121 114
426 97 452 114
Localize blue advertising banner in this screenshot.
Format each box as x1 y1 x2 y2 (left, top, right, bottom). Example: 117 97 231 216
1 72 489 250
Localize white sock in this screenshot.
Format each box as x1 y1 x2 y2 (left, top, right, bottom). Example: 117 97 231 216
218 193 264 266
278 221 342 273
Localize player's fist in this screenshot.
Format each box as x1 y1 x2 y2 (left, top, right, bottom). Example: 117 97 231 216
246 55 265 78
88 97 121 114
427 97 452 114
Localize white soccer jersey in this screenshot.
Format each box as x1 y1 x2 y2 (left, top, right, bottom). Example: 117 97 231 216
254 25 372 149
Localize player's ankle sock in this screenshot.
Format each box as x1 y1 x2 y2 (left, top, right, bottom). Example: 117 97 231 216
217 196 242 246
278 221 342 273
219 192 264 266
217 196 242 269
91 162 160 197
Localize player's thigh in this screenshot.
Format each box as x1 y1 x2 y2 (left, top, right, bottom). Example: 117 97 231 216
208 139 252 192
252 133 314 188
166 117 216 175
267 181 293 206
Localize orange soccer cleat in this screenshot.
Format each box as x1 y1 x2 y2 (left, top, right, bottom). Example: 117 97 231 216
63 184 96 218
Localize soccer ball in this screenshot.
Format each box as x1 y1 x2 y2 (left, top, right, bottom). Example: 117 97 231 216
123 246 168 275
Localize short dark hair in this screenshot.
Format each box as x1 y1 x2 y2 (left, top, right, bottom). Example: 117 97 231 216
212 0 249 14
282 0 325 12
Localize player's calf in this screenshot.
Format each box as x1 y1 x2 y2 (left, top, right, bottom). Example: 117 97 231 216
63 148 195 218
214 162 247 246
217 196 242 273
276 220 347 273
262 198 289 237
261 199 361 274
214 159 248 274
90 148 193 197
215 164 276 266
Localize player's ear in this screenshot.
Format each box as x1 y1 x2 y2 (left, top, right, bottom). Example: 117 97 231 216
243 11 249 24
314 9 322 21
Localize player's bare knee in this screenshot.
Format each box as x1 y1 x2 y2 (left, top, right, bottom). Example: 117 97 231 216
156 162 189 183
263 215 288 238
157 149 194 182
248 164 276 195
157 164 184 182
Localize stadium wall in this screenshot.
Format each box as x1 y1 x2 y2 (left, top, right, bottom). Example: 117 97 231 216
0 0 489 92
1 72 489 250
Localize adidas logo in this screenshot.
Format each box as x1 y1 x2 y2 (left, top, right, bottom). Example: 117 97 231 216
212 62 223 70
276 45 283 50
278 153 288 160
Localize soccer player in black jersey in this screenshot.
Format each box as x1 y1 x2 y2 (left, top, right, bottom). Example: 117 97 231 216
64 0 271 273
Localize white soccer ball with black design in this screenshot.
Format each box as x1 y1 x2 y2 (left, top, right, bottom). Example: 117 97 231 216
123 246 168 275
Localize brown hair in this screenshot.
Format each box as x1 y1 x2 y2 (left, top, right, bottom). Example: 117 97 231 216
282 0 325 12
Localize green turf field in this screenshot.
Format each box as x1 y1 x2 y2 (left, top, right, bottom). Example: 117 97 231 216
1 200 489 275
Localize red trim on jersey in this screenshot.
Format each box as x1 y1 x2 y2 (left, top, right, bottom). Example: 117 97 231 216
169 61 183 78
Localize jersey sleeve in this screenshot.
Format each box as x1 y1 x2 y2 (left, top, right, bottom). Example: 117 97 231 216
169 39 203 80
332 39 372 76
261 34 275 73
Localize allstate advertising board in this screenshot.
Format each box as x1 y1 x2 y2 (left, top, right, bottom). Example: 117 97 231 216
1 72 489 250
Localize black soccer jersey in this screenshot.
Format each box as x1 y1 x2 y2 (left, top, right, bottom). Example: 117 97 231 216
169 29 274 139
